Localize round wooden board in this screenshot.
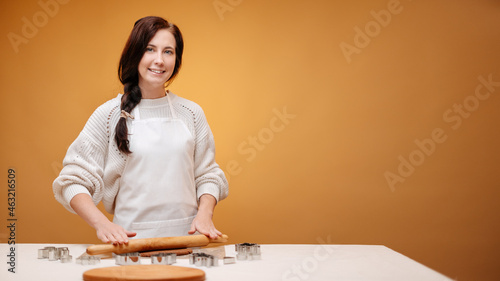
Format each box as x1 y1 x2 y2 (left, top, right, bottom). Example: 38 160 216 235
83 265 205 281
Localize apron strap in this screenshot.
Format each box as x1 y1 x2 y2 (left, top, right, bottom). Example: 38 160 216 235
131 106 141 120
166 91 177 119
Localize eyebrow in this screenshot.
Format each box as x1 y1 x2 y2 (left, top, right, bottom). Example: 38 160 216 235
147 44 174 49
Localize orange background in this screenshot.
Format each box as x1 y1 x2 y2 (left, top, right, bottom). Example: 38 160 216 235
1 0 499 280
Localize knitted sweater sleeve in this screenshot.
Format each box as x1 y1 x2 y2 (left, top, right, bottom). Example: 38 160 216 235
190 105 229 203
52 101 114 214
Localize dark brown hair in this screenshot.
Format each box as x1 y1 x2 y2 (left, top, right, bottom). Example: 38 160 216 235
115 16 184 154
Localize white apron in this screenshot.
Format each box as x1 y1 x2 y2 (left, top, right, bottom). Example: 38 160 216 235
113 93 198 239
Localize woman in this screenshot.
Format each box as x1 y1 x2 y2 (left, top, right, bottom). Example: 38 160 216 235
53 16 228 244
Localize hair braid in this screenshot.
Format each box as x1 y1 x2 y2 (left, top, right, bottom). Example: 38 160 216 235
114 83 141 154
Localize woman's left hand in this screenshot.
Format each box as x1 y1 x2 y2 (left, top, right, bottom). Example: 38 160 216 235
188 211 222 239
188 194 222 239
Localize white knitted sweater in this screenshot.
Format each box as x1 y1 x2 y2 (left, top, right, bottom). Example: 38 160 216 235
53 92 229 214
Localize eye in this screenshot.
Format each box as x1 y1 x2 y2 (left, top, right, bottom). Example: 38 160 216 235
146 47 154 52
164 50 174 55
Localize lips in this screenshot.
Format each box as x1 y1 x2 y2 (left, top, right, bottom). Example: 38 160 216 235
148 68 166 74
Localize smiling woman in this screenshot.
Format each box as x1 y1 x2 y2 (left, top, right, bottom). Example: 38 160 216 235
52 16 228 244
138 30 177 97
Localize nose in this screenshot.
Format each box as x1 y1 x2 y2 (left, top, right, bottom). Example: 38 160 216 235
154 51 164 65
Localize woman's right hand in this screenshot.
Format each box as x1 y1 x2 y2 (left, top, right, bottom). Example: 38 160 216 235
69 193 136 244
94 220 136 244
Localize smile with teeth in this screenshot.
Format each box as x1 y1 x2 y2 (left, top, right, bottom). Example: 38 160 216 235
149 68 165 74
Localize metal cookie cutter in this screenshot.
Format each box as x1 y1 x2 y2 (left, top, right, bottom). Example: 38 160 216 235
188 252 219 267
235 243 261 260
38 246 72 263
151 253 176 265
115 252 141 265
223 256 236 264
59 247 72 263
76 255 101 265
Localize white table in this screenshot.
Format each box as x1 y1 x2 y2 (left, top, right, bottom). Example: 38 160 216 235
1 243 452 281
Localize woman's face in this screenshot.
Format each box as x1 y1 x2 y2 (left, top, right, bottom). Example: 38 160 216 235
138 29 177 90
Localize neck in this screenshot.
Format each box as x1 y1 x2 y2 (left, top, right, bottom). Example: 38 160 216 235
139 84 167 99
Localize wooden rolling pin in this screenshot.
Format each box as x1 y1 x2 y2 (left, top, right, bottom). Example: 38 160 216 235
86 234 228 255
